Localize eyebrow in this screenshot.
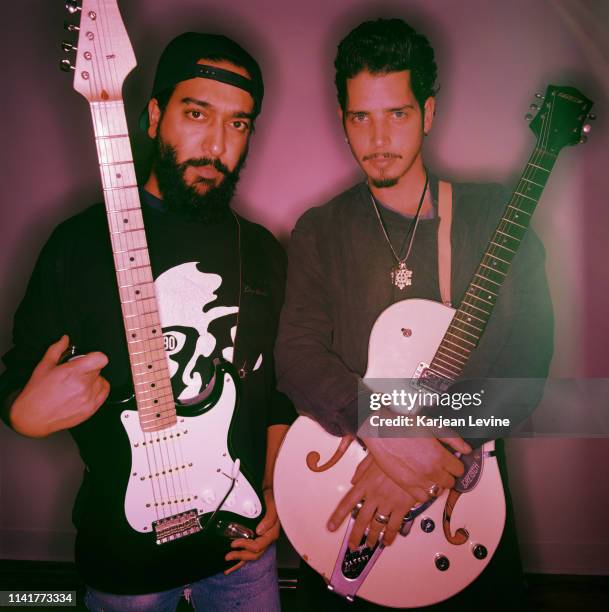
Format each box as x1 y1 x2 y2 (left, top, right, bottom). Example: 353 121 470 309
181 97 255 120
346 104 416 115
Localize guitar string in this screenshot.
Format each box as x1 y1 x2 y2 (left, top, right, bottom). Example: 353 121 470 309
92 11 196 521
435 94 553 376
95 13 169 519
87 16 167 521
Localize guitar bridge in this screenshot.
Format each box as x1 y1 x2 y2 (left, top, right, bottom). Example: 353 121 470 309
152 509 201 545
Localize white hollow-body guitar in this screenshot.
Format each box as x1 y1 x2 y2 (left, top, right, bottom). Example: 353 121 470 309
64 0 261 546
275 85 594 607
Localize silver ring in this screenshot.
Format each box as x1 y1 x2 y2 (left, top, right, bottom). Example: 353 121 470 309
427 484 440 497
374 513 390 525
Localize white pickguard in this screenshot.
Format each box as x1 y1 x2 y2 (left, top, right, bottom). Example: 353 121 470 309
274 299 505 608
121 371 261 534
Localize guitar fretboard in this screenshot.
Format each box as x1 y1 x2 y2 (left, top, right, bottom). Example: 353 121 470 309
91 101 176 431
429 148 557 382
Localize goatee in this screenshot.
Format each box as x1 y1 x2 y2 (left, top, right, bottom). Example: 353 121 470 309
371 176 399 188
152 136 247 224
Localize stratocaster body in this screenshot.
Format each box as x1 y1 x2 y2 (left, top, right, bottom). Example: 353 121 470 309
275 299 505 609
121 365 262 540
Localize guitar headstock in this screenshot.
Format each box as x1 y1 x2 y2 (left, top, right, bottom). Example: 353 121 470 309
61 0 136 102
527 85 595 154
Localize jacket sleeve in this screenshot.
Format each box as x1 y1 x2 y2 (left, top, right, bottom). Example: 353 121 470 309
274 210 360 436
0 226 69 426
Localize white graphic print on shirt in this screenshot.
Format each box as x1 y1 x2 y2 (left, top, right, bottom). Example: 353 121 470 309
155 262 239 401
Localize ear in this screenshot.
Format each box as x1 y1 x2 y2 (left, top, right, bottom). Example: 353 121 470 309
423 96 435 135
147 98 162 139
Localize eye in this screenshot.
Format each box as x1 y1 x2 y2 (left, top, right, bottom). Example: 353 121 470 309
351 112 368 123
230 120 251 133
186 109 205 121
392 110 407 119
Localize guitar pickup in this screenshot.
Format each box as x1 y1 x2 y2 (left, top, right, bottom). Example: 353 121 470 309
414 364 453 393
153 509 201 545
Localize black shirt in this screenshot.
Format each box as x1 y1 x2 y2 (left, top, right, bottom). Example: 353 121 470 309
0 192 295 593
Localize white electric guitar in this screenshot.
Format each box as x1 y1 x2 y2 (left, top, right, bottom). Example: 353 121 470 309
63 0 261 545
274 85 594 607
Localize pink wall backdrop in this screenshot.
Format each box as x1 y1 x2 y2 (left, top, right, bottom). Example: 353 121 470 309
1 0 608 577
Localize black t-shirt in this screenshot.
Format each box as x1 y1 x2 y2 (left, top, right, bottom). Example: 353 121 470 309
141 191 242 400
0 191 295 593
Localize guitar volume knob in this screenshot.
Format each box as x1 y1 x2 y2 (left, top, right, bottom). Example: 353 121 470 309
472 544 488 559
434 554 450 571
420 517 435 533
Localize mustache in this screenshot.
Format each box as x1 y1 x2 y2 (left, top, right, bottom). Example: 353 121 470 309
362 152 402 161
179 157 230 175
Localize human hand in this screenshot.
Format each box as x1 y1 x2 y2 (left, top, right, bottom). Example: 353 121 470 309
362 434 471 495
9 335 110 437
327 454 418 549
224 488 280 575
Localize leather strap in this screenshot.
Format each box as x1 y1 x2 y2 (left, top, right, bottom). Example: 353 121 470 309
438 181 453 306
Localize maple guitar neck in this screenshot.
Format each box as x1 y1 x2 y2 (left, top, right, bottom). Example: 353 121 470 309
88 92 176 433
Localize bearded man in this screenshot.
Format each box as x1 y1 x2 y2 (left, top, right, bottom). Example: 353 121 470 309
0 32 293 611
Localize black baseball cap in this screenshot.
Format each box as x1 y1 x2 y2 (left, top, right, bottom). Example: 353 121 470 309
139 32 264 132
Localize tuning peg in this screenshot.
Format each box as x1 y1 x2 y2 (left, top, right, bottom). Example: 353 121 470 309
64 21 79 32
525 113 533 121
59 58 75 72
65 0 81 14
582 124 592 134
530 104 539 111
588 113 596 121
535 93 545 100
579 135 588 144
61 41 77 52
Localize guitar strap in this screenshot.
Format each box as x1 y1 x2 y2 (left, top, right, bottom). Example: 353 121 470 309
437 180 453 307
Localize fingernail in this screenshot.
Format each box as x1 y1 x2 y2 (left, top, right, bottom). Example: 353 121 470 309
327 521 335 531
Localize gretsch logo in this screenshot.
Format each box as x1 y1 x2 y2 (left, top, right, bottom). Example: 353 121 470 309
461 461 480 489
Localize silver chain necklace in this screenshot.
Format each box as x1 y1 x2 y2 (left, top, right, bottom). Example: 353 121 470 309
369 173 429 290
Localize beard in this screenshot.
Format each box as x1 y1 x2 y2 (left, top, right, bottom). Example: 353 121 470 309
370 176 399 188
363 153 402 189
152 135 247 224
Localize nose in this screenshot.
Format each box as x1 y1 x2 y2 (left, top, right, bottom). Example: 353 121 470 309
371 117 390 148
202 117 226 158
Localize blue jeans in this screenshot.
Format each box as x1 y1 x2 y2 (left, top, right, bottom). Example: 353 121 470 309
84 545 280 611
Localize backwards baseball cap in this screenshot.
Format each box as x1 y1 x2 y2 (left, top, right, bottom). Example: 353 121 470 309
139 31 264 132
